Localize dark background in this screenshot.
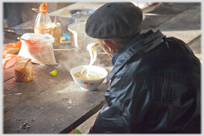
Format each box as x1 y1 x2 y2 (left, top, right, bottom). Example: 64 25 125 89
3 2 74 27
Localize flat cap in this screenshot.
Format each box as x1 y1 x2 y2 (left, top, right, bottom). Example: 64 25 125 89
85 2 143 39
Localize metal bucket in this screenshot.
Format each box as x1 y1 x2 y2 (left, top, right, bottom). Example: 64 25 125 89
69 9 95 23
68 22 97 48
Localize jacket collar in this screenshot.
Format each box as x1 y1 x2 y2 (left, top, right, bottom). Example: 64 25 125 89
111 32 149 65
106 30 166 84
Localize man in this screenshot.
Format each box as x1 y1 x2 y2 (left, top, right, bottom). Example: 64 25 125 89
85 2 201 133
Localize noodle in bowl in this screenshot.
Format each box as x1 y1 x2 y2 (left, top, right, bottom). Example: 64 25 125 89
70 65 108 91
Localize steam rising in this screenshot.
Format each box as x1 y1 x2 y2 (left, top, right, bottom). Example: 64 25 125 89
56 46 106 72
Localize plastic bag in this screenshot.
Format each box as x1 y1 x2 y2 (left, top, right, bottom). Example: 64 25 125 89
3 54 21 69
18 33 57 65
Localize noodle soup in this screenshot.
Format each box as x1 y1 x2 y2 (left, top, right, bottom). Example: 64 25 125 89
70 65 108 91
74 71 103 80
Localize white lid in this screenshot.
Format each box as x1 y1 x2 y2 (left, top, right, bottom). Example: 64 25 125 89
52 22 60 27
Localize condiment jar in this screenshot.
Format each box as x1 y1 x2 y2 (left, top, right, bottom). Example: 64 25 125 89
51 17 61 46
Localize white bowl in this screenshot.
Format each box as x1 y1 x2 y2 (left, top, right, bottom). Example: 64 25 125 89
70 65 108 91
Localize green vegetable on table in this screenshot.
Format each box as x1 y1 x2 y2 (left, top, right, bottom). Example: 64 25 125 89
74 129 82 134
49 70 57 76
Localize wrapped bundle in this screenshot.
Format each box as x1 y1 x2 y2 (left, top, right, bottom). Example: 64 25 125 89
15 57 33 82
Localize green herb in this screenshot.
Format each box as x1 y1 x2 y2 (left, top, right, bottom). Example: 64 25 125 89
74 129 82 134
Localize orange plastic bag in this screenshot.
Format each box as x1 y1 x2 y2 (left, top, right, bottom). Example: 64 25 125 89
69 129 82 134
3 54 22 69
3 41 22 54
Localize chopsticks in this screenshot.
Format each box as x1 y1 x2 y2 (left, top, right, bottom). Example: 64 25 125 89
17 37 99 51
93 41 99 47
54 41 99 51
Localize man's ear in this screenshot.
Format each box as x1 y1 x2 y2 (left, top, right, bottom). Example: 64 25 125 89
102 39 114 52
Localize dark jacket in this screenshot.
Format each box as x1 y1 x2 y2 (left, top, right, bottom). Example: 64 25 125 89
90 30 201 133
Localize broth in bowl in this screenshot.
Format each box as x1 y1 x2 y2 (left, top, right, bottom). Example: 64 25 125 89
74 71 103 80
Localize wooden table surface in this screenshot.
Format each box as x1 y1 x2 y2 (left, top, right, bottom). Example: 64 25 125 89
3 2 201 133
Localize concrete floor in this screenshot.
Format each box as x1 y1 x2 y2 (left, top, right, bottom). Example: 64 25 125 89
76 111 99 134
189 39 202 63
